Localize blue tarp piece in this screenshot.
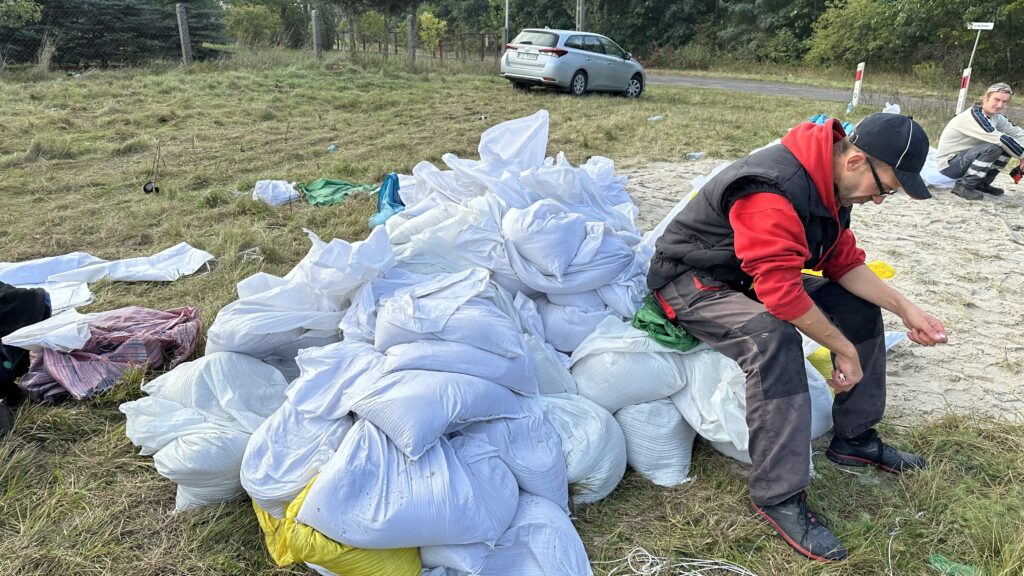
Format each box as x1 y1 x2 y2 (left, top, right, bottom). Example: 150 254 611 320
808 113 856 136
368 173 404 228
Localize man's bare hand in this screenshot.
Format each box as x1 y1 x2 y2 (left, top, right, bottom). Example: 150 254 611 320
828 350 862 393
901 306 947 346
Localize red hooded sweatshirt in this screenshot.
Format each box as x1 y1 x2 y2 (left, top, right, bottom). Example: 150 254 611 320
727 120 866 321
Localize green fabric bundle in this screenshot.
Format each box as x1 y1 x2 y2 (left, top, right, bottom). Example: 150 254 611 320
298 178 377 207
631 295 701 352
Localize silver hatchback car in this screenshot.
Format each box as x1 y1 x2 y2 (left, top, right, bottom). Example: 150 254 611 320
500 29 646 97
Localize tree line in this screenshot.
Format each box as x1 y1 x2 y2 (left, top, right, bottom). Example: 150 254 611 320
1 0 1021 80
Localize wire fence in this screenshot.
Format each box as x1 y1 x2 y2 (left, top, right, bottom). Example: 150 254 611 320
0 4 503 71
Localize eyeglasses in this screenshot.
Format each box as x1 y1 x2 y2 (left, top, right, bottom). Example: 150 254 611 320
866 157 901 197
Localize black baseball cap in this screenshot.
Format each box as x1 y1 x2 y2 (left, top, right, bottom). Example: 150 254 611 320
848 113 932 200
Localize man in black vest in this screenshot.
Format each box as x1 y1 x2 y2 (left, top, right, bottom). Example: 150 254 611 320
648 113 947 562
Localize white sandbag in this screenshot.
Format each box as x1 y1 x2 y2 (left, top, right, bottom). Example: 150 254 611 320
283 227 394 308
502 200 588 278
377 297 533 380
458 399 569 509
505 221 639 296
351 370 529 459
205 280 344 359
476 492 593 576
615 399 696 487
477 109 549 172
536 296 614 353
48 242 213 283
375 268 490 335
339 268 429 344
540 394 627 505
2 308 97 352
285 340 385 420
421 542 493 575
120 352 289 510
670 351 832 463
526 335 577 395
922 146 955 189
570 316 688 413
386 199 462 245
240 401 353 518
252 179 299 205
297 420 519 549
383 340 536 395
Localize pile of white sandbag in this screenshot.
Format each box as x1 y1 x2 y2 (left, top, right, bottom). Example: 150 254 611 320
117 109 902 575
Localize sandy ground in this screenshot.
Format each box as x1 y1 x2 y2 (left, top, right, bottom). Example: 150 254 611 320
624 158 1024 423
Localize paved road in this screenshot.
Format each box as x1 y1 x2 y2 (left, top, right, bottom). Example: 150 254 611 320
646 74 1023 122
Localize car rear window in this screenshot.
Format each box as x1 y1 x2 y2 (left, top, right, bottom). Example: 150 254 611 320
512 31 559 48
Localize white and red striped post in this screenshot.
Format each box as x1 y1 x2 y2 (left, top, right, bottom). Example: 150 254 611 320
850 62 865 111
956 67 972 115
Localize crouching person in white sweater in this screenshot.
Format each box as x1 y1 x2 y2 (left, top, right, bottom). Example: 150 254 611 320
937 82 1024 200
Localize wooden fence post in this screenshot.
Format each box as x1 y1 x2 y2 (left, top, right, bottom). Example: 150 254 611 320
176 4 192 65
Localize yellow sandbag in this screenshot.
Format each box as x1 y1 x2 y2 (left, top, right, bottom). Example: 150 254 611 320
802 259 895 279
808 347 833 381
253 480 421 576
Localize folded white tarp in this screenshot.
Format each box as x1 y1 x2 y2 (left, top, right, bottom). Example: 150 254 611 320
540 393 627 505
252 179 300 205
120 352 289 510
297 420 519 549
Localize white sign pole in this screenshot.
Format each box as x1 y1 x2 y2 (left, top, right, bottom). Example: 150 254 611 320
956 67 972 115
957 23 993 115
849 61 865 111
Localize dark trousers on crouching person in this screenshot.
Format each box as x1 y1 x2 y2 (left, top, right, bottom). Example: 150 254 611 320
940 142 1011 191
656 272 885 506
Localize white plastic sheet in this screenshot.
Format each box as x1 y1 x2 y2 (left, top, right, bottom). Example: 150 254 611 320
0 252 105 285
1 308 96 352
120 352 289 510
297 420 519 549
252 179 300 205
48 242 213 283
615 399 696 487
540 394 627 505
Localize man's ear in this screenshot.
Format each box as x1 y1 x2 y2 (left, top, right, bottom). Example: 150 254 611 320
845 149 867 173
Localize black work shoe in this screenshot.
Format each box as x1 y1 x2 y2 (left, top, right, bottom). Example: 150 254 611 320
0 399 13 441
827 429 926 473
951 183 983 200
750 492 847 562
978 182 1005 196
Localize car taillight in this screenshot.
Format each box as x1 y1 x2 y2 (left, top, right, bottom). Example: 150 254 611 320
539 48 568 57
505 44 517 52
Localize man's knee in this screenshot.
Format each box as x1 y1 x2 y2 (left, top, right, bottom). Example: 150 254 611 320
976 143 1006 161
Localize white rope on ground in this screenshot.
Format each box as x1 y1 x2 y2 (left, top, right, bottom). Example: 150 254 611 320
887 511 926 576
593 546 759 576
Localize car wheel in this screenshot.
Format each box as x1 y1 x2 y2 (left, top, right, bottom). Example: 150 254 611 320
625 74 643 98
512 82 530 92
569 71 587 96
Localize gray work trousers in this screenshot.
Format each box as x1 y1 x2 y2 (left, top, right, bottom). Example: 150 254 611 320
657 272 885 505
940 142 1011 189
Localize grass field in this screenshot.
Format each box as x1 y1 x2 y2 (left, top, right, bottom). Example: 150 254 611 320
1 51 1022 576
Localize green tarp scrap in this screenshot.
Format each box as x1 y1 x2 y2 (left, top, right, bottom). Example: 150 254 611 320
928 554 980 576
297 178 378 207
631 295 701 352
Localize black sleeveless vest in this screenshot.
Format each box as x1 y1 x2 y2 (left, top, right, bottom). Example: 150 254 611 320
647 143 851 292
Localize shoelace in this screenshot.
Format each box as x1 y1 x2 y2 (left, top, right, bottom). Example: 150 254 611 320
797 495 830 531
